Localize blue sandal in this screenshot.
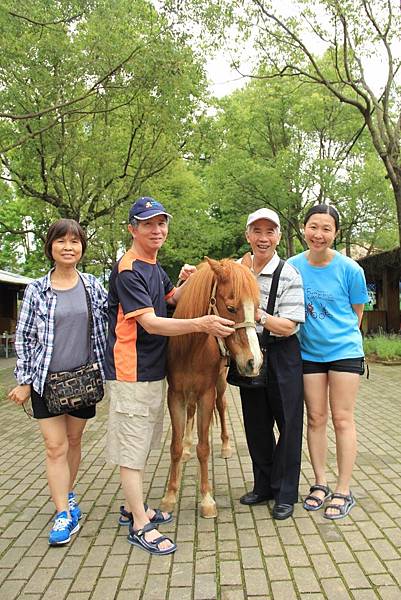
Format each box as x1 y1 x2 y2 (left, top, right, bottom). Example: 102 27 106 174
323 492 356 520
119 504 173 526
144 503 173 525
119 505 133 526
303 484 331 511
127 522 177 555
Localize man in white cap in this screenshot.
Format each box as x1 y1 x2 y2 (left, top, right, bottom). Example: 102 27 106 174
237 207 305 519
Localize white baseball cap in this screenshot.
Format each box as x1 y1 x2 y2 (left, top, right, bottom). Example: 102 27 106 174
246 208 280 229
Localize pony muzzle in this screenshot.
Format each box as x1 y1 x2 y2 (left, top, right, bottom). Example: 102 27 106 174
235 351 263 376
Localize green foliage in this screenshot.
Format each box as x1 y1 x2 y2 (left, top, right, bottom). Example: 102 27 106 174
190 72 395 260
0 0 208 276
364 334 401 361
1 0 399 280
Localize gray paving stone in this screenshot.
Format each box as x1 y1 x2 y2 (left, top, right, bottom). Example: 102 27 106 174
243 568 269 596
170 563 194 587
220 588 246 600
270 581 298 600
23 568 56 594
320 577 352 600
194 573 216 599
91 577 120 600
37 579 72 600
219 560 242 586
264 556 291 581
70 566 102 592
168 588 193 600
338 562 372 589
0 579 25 600
293 567 321 593
377 587 401 600
1 363 401 599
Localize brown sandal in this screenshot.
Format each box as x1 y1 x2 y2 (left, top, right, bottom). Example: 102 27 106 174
303 484 331 511
323 492 355 520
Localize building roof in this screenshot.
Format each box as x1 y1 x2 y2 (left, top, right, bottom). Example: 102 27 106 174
0 269 33 286
358 247 401 280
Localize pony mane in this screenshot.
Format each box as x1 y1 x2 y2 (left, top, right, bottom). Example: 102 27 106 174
169 259 260 358
173 262 215 319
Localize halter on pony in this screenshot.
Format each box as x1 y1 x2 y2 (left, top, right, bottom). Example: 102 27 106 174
207 279 257 357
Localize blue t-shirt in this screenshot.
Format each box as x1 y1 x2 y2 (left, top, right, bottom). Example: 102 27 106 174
287 251 369 362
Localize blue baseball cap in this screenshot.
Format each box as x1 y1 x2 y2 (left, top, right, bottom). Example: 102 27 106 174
128 196 172 222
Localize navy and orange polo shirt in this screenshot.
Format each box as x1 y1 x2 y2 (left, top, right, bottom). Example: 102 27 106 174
104 249 175 382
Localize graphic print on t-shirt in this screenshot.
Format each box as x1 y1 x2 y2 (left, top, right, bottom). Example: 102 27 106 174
305 287 333 321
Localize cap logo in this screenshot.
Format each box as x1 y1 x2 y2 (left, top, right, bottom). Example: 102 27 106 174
145 201 153 208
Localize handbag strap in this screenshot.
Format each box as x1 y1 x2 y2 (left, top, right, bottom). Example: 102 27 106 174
82 279 95 363
261 259 285 346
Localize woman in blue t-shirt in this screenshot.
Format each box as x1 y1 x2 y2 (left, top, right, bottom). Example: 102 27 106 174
288 204 368 520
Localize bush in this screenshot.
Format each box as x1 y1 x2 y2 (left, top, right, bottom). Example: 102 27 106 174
363 334 401 361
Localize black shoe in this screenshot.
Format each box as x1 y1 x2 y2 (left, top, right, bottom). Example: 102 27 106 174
240 491 272 505
272 503 294 520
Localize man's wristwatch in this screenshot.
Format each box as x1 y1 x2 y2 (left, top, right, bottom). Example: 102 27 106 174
260 313 268 327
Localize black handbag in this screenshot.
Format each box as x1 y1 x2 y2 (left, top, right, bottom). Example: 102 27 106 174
226 259 284 389
43 282 104 415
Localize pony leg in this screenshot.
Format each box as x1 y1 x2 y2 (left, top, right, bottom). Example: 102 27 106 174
182 404 196 462
160 391 186 513
197 390 217 518
216 370 232 459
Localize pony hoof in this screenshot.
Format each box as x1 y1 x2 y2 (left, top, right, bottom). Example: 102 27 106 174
221 447 232 459
200 501 217 519
160 496 176 513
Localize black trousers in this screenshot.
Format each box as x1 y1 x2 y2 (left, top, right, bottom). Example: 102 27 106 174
240 334 304 504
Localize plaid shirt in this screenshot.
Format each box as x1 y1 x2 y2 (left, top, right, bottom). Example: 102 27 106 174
14 270 108 395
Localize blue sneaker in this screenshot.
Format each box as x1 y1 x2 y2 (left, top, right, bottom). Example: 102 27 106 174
68 492 82 521
49 511 79 546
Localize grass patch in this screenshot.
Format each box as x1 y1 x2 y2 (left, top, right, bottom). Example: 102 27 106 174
363 334 401 361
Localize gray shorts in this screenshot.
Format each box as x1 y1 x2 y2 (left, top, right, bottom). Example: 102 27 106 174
105 379 166 470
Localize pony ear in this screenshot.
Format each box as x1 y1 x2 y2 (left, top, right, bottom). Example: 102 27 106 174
205 257 230 281
205 256 219 273
241 252 253 269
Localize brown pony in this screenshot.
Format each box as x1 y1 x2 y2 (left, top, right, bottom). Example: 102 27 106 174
160 257 262 518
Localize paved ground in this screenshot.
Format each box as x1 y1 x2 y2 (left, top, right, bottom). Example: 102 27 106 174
0 360 400 600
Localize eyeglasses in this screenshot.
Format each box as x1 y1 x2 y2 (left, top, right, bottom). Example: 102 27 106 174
22 403 34 419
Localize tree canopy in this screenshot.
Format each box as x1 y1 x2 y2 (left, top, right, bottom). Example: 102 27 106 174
0 0 399 281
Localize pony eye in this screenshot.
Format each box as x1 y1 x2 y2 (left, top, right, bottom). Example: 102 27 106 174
226 305 237 314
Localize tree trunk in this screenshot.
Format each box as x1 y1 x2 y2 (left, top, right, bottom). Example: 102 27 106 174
393 183 401 247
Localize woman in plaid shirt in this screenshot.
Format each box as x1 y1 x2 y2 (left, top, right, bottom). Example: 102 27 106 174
8 219 107 546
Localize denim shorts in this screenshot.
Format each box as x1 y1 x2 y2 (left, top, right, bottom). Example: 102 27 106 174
302 357 365 375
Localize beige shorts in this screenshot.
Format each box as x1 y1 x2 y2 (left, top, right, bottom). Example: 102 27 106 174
105 379 166 470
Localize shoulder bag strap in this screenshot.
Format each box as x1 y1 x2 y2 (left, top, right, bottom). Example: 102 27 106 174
82 280 95 363
261 259 285 346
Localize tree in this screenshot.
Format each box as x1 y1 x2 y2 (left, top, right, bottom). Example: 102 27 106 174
165 0 401 244
188 72 394 259
0 0 207 271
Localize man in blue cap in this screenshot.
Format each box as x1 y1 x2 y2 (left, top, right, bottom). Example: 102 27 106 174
104 196 235 556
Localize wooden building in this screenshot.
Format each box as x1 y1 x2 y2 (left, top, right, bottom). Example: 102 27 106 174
358 248 401 333
0 270 33 334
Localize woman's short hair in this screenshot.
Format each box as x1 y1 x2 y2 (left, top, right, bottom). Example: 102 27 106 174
44 219 87 262
303 204 340 232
